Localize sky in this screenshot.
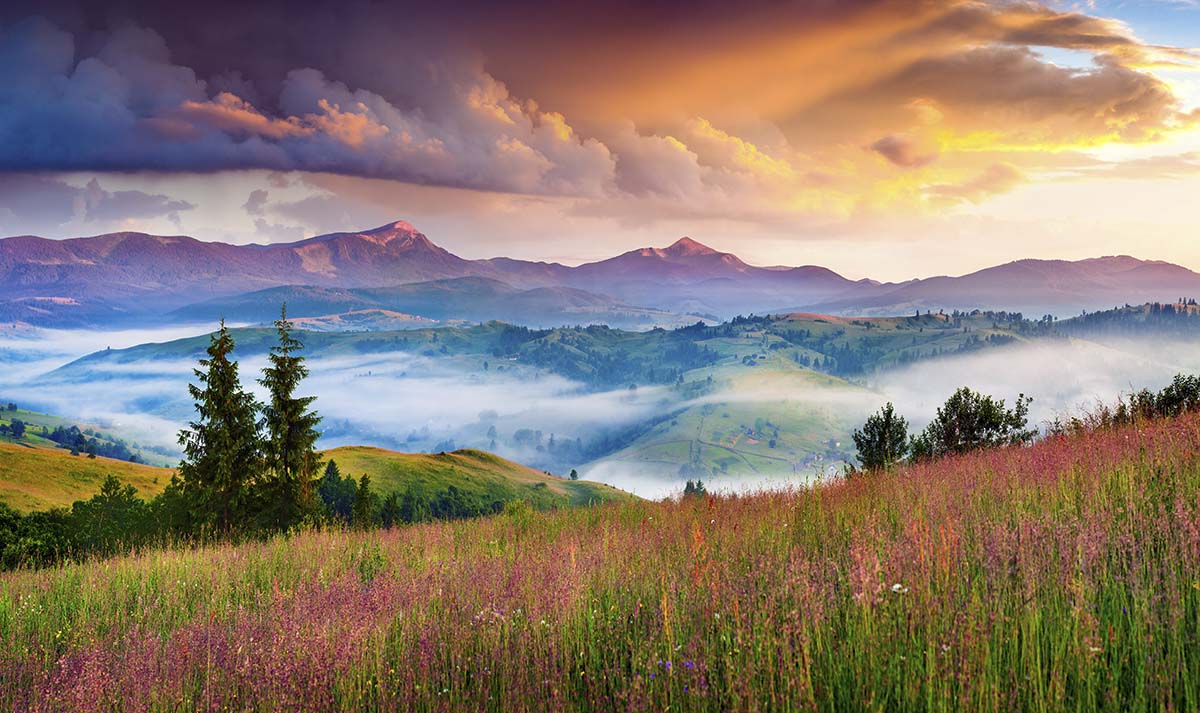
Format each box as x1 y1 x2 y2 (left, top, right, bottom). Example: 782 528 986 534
0 0 1199 281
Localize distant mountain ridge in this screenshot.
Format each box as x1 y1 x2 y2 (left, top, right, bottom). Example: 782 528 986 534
2 219 1199 327
171 276 705 330
0 221 478 302
803 254 1200 317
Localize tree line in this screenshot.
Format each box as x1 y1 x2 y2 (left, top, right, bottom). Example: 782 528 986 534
852 387 1038 473
852 374 1200 474
0 307 322 567
0 307 592 569
1046 373 1200 437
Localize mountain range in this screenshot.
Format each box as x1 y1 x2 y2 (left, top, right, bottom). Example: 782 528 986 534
3 219 1200 328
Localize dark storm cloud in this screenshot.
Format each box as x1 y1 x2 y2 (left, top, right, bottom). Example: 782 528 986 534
0 12 619 195
0 0 1195 216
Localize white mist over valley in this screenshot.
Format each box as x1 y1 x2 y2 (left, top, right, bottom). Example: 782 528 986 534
3 322 1196 498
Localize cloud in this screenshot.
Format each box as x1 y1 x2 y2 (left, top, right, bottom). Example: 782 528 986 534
1064 151 1200 180
0 17 618 197
252 217 305 243
910 1 1199 68
0 0 1196 232
682 117 796 180
607 123 705 200
927 162 1023 204
870 134 938 168
270 192 367 235
0 173 194 234
805 43 1193 156
242 188 269 215
80 178 194 226
175 92 308 140
240 187 308 241
904 47 1185 143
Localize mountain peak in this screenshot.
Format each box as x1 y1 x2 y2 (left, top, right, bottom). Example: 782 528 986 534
357 220 429 246
297 220 441 251
663 237 719 257
363 220 420 237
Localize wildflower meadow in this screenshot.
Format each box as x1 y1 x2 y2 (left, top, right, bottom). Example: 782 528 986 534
4 412 1200 711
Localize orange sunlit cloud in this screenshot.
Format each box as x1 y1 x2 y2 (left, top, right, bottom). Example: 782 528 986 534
2 0 1199 278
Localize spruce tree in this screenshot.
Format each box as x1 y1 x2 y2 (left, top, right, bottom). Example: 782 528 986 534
351 474 376 529
259 304 322 530
317 460 354 524
380 492 402 529
177 321 263 533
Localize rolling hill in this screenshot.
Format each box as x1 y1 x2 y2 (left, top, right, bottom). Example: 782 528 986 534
34 310 1054 495
0 442 171 512
323 446 630 508
0 432 629 513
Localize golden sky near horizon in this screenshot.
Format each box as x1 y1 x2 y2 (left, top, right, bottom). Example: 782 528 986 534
1 0 1199 279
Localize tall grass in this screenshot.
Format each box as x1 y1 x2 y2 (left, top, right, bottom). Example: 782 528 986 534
4 413 1200 711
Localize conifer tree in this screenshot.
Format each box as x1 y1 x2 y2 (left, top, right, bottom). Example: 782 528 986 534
380 492 402 529
259 304 322 530
177 321 262 533
317 460 355 524
351 474 376 529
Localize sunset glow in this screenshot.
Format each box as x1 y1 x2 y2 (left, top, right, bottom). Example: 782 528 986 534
0 0 1198 278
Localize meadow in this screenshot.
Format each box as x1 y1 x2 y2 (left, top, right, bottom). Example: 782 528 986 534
3 412 1200 711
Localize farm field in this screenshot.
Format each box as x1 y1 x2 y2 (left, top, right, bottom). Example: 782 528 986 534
4 412 1199 710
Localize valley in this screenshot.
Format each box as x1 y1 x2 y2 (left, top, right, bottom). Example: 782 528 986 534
4 302 1198 499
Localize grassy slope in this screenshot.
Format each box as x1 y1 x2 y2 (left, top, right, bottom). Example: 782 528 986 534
323 446 631 507
52 311 1036 386
0 440 627 513
3 413 1200 710
0 405 177 511
0 442 170 511
592 360 862 482
0 406 175 467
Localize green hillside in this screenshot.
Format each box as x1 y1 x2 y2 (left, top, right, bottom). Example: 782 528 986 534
589 359 865 484
0 405 175 466
0 442 172 512
51 308 1044 391
0 438 629 514
324 446 631 508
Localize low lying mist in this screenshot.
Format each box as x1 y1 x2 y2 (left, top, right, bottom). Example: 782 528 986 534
2 326 1197 500
0 326 673 474
872 338 1200 431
